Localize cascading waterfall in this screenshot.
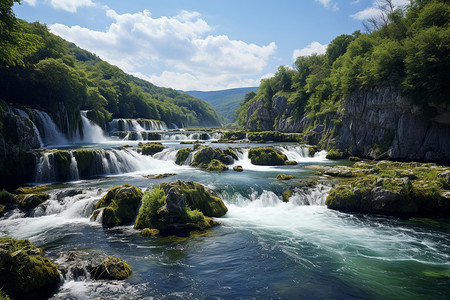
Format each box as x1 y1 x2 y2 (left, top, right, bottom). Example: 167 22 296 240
28 109 68 145
80 112 109 143
276 145 328 162
33 149 179 183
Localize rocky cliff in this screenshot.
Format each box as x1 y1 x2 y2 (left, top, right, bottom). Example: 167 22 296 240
0 110 40 186
245 87 450 162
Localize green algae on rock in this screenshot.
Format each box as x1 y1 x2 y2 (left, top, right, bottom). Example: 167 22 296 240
141 142 165 156
277 174 294 180
89 256 132 280
206 159 229 171
191 146 234 169
175 148 193 165
0 237 60 299
248 147 287 166
93 184 143 227
325 161 450 218
135 181 227 236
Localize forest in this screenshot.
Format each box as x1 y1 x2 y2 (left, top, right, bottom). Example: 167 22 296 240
235 0 449 127
0 0 221 129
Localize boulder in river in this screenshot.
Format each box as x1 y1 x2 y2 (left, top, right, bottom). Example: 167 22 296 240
248 147 287 165
93 184 143 227
134 181 227 236
0 237 60 300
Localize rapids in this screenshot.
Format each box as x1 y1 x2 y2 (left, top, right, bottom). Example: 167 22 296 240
0 110 449 299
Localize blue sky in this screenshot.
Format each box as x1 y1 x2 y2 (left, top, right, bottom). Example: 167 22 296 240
14 0 409 91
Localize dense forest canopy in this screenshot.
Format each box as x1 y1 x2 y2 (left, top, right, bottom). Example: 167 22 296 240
0 1 221 128
235 0 449 126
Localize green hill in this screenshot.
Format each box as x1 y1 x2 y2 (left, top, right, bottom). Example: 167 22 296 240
0 8 221 131
185 87 258 123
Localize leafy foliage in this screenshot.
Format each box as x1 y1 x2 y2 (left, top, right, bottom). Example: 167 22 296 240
0 4 221 128
237 0 450 127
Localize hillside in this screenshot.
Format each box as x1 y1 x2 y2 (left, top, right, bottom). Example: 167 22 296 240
235 0 450 162
0 18 221 134
185 87 258 123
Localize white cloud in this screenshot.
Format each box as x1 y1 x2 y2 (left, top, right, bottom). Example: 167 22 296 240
315 0 338 11
293 42 328 60
23 0 37 6
50 0 95 13
351 0 410 20
50 8 277 90
351 0 361 5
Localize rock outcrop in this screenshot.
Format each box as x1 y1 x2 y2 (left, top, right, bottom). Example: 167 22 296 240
0 237 60 299
134 181 227 236
244 87 450 162
93 184 143 227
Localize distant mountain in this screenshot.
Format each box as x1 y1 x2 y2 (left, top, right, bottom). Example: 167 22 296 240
185 87 258 123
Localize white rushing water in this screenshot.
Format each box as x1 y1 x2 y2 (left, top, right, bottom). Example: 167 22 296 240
80 113 109 143
29 109 69 146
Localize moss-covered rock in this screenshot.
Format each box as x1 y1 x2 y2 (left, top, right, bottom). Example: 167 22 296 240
277 174 294 180
223 148 238 160
135 181 227 236
141 228 160 237
325 149 344 160
282 190 293 202
94 184 143 227
191 146 234 168
233 165 244 172
0 237 60 299
16 193 50 211
248 147 287 166
206 159 229 171
0 189 16 217
72 150 95 178
247 131 302 142
349 156 361 162
89 256 132 280
141 142 165 156
285 160 298 165
325 161 450 218
175 148 193 165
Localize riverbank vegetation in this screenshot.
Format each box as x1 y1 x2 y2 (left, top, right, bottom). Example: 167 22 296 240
235 0 449 127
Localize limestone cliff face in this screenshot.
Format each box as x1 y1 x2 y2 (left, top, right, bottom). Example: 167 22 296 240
0 111 40 186
245 96 304 132
337 87 450 162
245 87 450 162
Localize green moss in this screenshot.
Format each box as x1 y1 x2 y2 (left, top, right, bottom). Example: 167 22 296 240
17 193 50 211
248 147 287 166
165 181 228 217
206 159 229 171
0 237 60 299
282 190 293 202
233 165 244 172
191 146 232 168
134 186 167 230
285 160 298 165
175 148 193 165
53 150 71 180
349 156 361 162
326 149 344 160
94 184 143 227
141 228 160 237
223 148 238 160
141 142 165 156
89 256 132 280
247 131 303 142
277 174 294 180
72 150 95 178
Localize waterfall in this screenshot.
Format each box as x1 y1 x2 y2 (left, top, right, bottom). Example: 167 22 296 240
276 145 328 162
28 109 68 146
80 113 108 143
33 149 179 183
108 119 168 132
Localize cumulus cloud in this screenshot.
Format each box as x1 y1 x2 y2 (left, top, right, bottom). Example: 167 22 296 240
351 0 410 20
50 8 277 90
315 0 338 11
50 0 95 13
23 0 37 6
293 41 328 60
